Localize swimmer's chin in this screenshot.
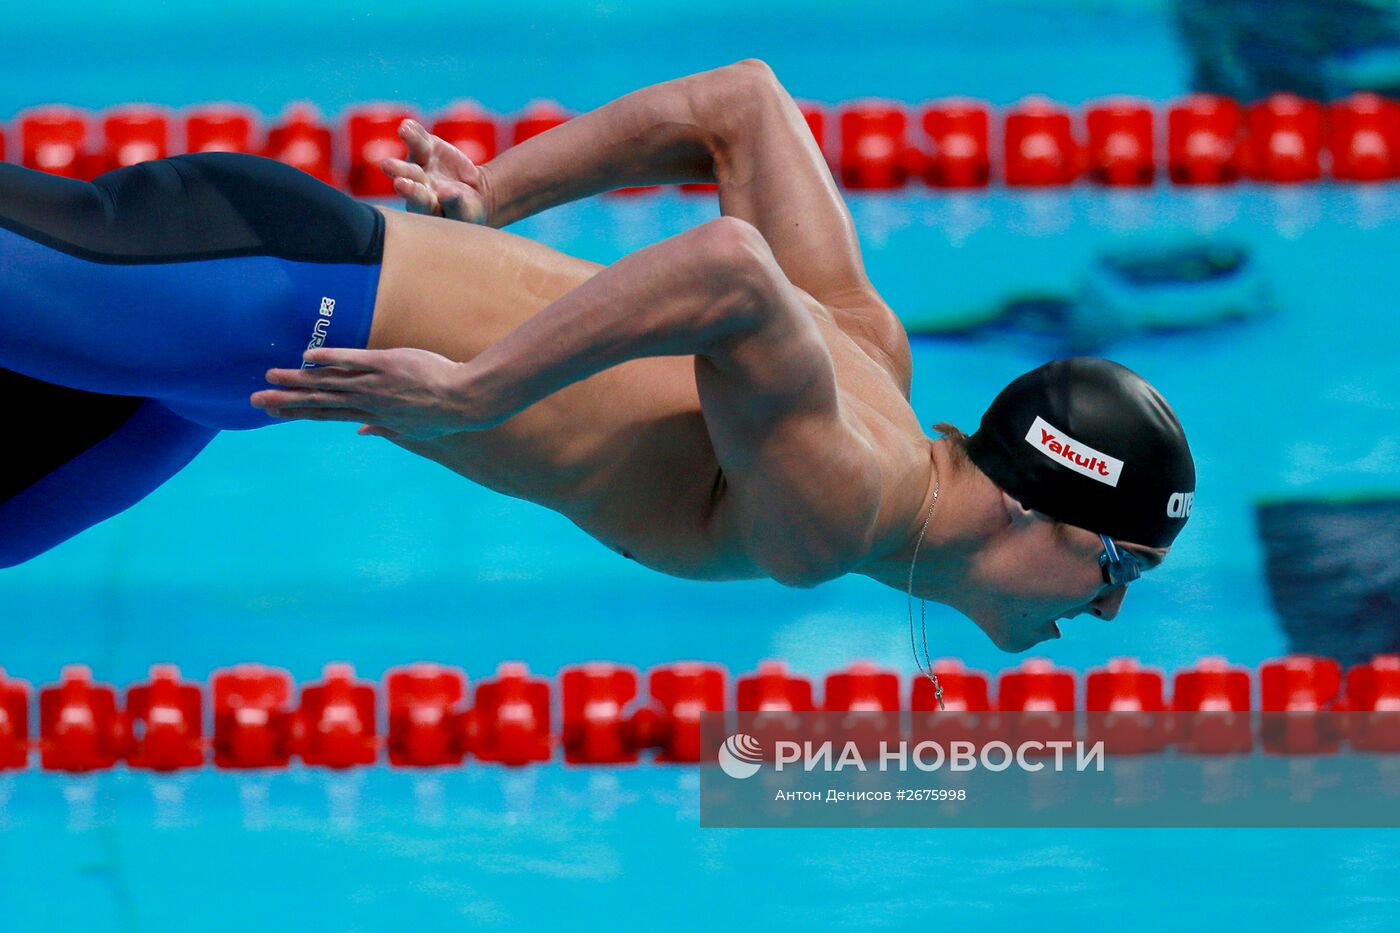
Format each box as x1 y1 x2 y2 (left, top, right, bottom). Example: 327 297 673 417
979 619 1062 654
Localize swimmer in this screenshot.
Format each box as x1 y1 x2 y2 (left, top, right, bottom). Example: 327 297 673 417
1 61 1194 655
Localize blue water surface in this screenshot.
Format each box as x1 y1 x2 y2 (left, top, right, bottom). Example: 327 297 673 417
2 1 1399 929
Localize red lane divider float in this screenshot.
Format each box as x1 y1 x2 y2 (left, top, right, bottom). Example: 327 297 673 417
38 665 126 772
469 661 552 766
126 663 203 770
1244 93 1324 184
0 669 29 770
921 99 990 189
432 101 499 171
186 103 256 156
264 103 336 185
1085 657 1168 753
1172 655 1252 754
386 662 468 767
1260 655 1341 754
561 662 639 764
738 660 814 712
643 661 726 763
7 92 1400 191
840 101 914 190
1345 654 1400 751
825 660 900 712
1086 97 1155 187
1004 96 1082 187
212 663 294 769
346 102 416 197
0 654 1397 772
18 105 89 177
298 662 378 769
101 104 168 174
1168 94 1242 185
1328 92 1400 181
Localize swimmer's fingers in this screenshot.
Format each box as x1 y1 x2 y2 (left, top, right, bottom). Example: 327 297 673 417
384 158 437 211
390 169 480 223
398 119 437 166
255 356 384 407
392 175 441 215
436 186 477 224
263 406 378 423
389 172 472 222
301 347 389 370
391 120 488 223
382 157 427 184
261 367 369 391
358 423 404 440
383 154 438 214
251 388 358 411
399 118 479 179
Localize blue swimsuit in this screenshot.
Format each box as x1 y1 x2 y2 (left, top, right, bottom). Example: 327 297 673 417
0 153 384 566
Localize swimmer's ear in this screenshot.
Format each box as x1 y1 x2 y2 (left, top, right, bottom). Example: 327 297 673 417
1000 491 1038 528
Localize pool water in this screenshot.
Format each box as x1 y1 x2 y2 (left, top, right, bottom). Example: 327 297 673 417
2 1 1399 929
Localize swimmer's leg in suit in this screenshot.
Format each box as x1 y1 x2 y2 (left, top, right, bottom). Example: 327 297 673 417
0 152 385 430
0 371 216 568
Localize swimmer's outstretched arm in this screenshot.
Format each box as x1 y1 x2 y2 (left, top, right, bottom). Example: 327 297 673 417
389 62 748 225
256 216 883 585
391 59 907 385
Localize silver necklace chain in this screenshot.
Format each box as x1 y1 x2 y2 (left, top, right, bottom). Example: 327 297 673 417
906 467 943 710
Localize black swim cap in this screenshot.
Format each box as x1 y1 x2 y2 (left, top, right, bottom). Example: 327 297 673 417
964 358 1195 548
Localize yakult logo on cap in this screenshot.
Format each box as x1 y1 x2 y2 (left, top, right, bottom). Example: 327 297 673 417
1024 416 1124 487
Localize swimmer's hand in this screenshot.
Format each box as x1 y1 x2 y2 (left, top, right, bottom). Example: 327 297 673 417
252 347 503 440
381 119 491 225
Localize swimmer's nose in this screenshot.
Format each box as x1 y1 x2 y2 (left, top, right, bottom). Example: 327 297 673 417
1089 584 1128 620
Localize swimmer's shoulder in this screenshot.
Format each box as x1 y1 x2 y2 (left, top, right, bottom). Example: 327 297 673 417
806 284 913 398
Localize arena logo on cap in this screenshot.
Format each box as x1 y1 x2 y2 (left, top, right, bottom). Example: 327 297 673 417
1024 416 1123 487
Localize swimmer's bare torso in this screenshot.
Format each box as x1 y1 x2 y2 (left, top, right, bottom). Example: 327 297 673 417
368 211 918 580
258 62 934 585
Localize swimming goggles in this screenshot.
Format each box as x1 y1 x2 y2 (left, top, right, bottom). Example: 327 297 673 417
1099 534 1145 588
